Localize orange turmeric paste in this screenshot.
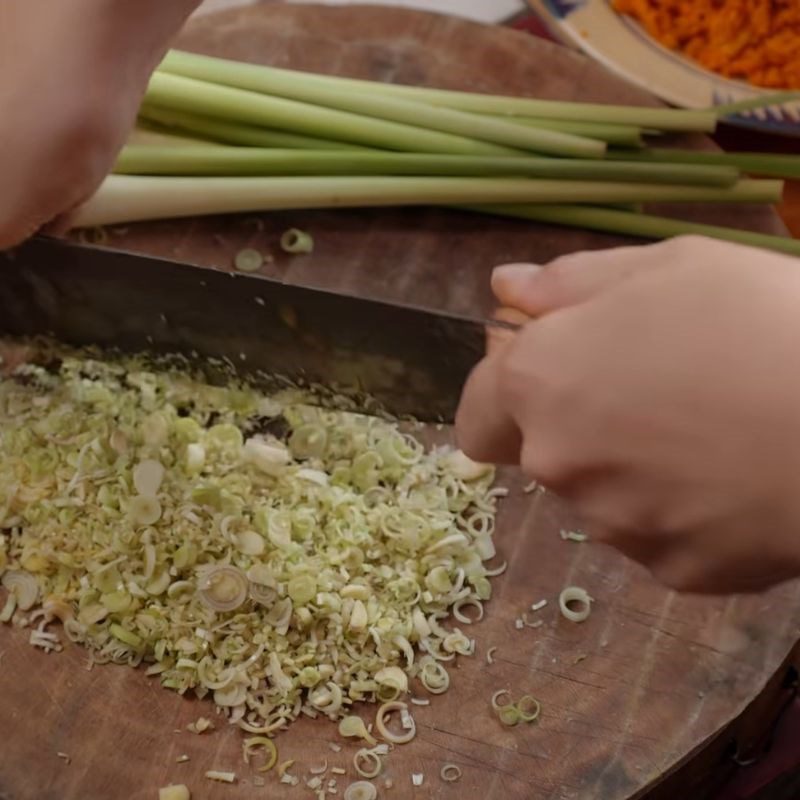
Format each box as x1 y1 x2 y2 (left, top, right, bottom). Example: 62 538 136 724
613 0 800 90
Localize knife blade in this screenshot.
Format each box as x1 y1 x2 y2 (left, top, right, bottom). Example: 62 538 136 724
0 237 520 422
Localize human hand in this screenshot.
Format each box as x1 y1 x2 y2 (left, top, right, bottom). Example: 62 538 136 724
0 0 199 248
456 237 800 593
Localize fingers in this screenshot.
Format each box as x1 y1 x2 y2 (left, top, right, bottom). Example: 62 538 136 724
455 354 522 465
491 240 676 317
486 307 531 355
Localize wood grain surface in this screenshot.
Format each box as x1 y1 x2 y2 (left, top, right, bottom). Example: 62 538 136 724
2 5 799 800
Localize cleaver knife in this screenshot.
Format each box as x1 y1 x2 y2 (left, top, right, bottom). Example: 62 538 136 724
0 237 518 422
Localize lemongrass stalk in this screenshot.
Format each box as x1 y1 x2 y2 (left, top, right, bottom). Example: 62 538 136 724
711 91 800 117
159 50 718 133
157 55 606 159
128 125 212 148
113 145 740 187
75 175 782 228
467 204 800 257
486 116 645 147
146 73 528 157
608 148 800 179
139 105 368 151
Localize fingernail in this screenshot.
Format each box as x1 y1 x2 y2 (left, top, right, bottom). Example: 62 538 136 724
492 263 543 293
493 263 543 282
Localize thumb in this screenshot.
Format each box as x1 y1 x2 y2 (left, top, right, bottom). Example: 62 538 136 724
492 241 670 316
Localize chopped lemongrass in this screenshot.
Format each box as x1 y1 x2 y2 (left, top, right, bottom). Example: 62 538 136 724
128 494 162 526
410 697 430 706
343 781 378 800
514 619 524 630
411 773 424 786
197 565 248 612
353 749 383 779
158 50 717 132
75 175 782 228
186 717 214 734
0 349 501 739
113 146 740 186
233 248 264 273
205 771 236 783
176 755 190 763
440 764 462 783
332 767 346 775
491 690 514 710
132 459 165 496
243 736 278 772
497 705 522 727
419 658 450 694
560 529 588 543
277 760 296 779
339 716 378 746
559 586 594 623
1 570 38 611
521 614 544 629
309 760 329 775
159 785 191 800
523 480 539 494
57 752 71 764
467 204 800 258
517 695 542 724
375 701 416 744
531 599 548 612
280 228 314 254
486 647 497 665
329 744 343 754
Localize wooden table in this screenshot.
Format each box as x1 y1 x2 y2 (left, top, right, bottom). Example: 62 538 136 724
2 5 800 800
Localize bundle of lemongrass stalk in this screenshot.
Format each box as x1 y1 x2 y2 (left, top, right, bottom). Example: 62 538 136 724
74 50 800 256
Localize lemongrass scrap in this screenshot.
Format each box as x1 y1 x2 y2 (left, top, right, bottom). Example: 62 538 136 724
353 749 382 779
440 764 463 782
176 755 190 764
332 767 346 775
559 586 594 623
343 781 377 800
186 717 214 734
205 771 236 783
159 785 191 800
412 773 424 786
531 599 548 612
233 248 264 273
280 228 315 254
243 736 278 772
277 759 296 779
486 646 497 664
560 529 588 542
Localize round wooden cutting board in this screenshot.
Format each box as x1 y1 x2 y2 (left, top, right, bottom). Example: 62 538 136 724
2 5 798 800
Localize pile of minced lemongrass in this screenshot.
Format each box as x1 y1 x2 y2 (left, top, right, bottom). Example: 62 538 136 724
71 50 800 256
0 348 504 735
